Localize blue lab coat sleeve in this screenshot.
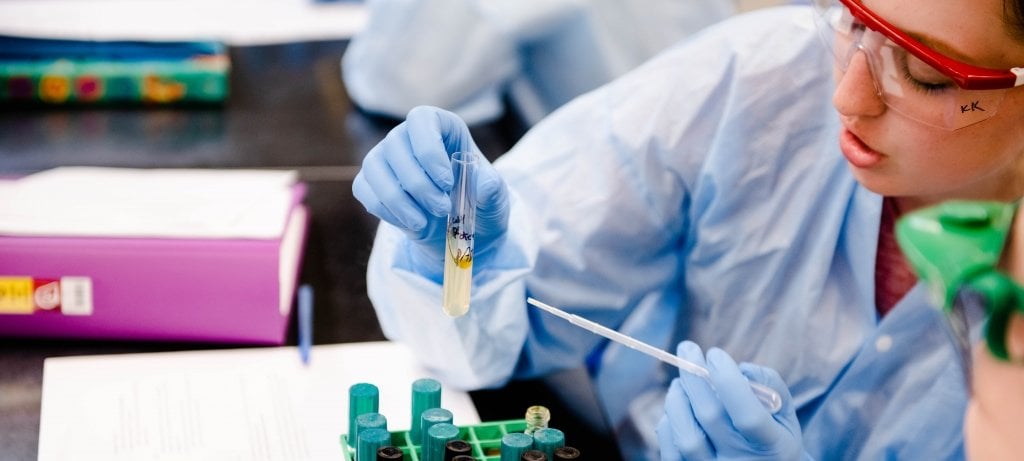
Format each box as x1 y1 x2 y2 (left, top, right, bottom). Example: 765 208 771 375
342 0 735 125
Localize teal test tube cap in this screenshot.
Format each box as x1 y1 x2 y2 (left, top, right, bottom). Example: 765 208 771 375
531 428 565 460
500 432 534 461
419 407 453 447
357 427 392 461
354 412 388 452
410 378 442 443
348 383 380 447
424 422 460 461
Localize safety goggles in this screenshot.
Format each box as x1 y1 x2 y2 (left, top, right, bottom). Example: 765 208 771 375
896 200 1024 392
813 0 1024 130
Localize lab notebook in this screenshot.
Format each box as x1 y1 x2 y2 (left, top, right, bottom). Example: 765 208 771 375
0 177 308 345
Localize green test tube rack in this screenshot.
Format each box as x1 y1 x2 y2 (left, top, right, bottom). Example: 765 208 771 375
341 419 528 461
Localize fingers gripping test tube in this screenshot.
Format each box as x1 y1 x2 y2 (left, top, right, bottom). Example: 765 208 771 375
526 297 784 414
442 151 478 317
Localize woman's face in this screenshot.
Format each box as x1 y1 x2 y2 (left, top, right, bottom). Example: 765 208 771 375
831 0 1024 211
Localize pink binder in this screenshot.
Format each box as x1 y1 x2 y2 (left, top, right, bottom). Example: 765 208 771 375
0 184 308 345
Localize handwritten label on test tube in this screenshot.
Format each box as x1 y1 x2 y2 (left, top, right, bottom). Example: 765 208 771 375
442 151 478 317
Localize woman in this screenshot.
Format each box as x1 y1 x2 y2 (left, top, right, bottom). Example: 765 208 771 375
353 0 1024 458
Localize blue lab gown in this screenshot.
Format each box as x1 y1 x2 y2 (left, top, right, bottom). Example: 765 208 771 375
366 6 967 460
342 0 735 126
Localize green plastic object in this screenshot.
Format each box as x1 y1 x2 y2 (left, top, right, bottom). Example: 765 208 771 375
341 419 529 461
896 200 1024 360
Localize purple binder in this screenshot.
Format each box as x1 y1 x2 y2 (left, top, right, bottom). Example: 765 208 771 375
0 184 308 345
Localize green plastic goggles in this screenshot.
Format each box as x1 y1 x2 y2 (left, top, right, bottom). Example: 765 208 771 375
896 200 1024 367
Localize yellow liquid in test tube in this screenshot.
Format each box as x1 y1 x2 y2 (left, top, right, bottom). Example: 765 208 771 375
442 236 472 316
441 151 477 317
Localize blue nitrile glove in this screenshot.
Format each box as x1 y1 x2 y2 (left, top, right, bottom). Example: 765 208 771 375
656 341 807 460
352 106 511 277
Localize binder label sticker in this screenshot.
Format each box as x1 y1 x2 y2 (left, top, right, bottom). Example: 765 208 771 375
34 280 61 310
0 276 93 315
60 277 93 316
0 277 34 314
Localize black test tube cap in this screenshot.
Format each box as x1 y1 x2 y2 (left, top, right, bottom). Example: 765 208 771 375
553 446 580 460
444 439 472 460
377 446 405 460
520 449 547 461
450 456 476 461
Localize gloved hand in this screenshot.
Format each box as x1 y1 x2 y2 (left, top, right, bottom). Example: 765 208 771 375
352 106 511 276
656 341 806 460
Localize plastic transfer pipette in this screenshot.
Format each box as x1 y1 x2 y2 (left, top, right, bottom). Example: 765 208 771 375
526 297 783 414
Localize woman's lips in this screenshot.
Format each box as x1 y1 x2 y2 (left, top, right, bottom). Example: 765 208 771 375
839 128 884 168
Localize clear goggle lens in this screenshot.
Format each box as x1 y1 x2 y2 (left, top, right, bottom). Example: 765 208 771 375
813 0 1008 130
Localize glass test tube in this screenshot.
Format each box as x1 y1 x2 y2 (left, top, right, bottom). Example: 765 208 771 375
524 405 550 435
442 151 478 317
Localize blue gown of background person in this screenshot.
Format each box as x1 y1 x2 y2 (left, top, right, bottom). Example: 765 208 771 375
363 6 967 460
342 0 736 127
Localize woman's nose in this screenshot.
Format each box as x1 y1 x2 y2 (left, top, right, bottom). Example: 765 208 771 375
832 50 887 119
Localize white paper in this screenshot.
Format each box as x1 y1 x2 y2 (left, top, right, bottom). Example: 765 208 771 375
38 342 481 461
0 0 368 45
0 167 297 239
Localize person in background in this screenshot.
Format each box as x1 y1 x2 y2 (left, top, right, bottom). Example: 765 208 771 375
352 0 1024 458
342 0 736 127
895 201 1024 461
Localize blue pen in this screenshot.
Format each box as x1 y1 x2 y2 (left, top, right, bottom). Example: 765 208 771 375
298 284 313 365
